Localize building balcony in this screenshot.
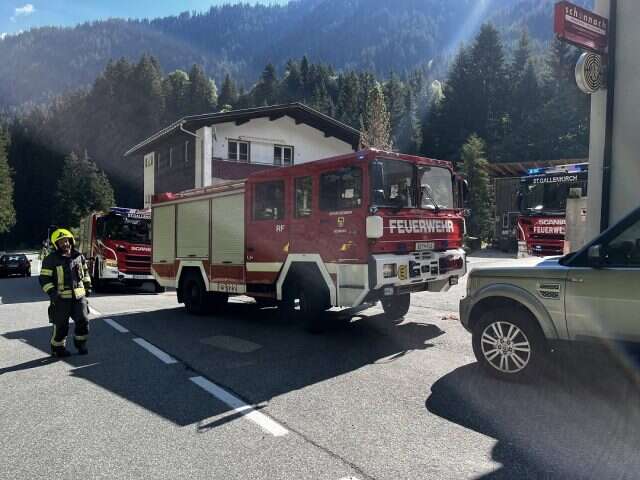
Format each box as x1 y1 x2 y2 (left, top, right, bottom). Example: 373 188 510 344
211 157 289 181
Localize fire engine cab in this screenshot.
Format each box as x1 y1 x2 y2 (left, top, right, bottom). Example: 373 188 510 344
78 207 162 292
151 149 467 330
516 163 588 256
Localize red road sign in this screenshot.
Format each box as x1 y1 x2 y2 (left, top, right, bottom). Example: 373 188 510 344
554 1 609 54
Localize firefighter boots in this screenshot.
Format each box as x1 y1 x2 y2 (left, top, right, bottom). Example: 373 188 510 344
74 338 88 355
51 345 71 358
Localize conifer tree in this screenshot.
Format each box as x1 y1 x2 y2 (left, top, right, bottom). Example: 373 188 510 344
360 82 392 150
187 64 217 114
54 151 115 227
0 129 16 235
217 74 238 110
461 134 493 242
335 72 361 128
253 63 278 106
384 73 405 147
163 70 190 121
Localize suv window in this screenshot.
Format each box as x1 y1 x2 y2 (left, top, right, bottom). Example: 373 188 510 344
253 181 285 221
604 216 640 267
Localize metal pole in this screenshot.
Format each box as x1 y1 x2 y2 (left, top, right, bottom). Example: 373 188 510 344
600 0 616 231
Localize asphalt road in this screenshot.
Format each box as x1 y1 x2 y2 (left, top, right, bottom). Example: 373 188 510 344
1 251 640 479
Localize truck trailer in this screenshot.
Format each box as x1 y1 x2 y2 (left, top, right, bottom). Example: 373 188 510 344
151 149 467 330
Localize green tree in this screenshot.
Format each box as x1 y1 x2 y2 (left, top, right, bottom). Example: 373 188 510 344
163 70 190 121
384 73 406 147
217 73 238 110
253 63 278 106
187 64 217 114
0 129 16 235
360 82 392 150
335 72 361 128
54 152 115 228
461 134 493 242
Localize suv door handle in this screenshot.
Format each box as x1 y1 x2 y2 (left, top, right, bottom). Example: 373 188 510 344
569 277 584 283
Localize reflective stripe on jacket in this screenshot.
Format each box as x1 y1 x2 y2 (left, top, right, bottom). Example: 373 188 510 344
39 250 91 300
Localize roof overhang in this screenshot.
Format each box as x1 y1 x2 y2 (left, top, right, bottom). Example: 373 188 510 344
124 102 361 157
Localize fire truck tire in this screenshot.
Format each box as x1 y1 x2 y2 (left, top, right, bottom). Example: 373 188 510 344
299 287 326 333
206 292 228 311
154 282 165 294
92 263 105 293
381 294 411 320
182 271 208 315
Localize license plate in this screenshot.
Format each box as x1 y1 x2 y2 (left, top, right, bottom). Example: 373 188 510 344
415 242 434 251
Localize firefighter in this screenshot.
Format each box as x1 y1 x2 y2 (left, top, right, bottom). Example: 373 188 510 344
39 228 92 357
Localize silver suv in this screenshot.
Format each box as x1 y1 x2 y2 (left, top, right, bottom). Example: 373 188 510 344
460 206 640 381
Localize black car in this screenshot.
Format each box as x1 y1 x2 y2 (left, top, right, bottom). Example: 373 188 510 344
0 254 32 277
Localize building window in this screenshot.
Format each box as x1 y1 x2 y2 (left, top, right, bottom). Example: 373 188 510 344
253 181 285 220
156 153 161 173
185 141 189 164
228 140 250 162
295 176 312 218
274 145 293 166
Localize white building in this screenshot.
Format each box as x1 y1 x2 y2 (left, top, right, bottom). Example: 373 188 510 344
124 103 360 208
587 0 640 237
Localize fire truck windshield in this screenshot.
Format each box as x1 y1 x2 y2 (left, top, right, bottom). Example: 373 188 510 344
370 159 453 210
100 214 151 244
519 175 588 214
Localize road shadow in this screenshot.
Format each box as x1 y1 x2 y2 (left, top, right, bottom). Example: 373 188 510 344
426 346 640 479
3 303 444 430
2 320 240 427
0 276 47 304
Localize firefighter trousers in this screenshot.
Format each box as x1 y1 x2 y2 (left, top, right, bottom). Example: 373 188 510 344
50 297 89 350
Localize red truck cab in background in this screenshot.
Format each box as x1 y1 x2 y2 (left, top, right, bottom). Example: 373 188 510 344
516 163 588 256
78 207 163 292
151 149 466 329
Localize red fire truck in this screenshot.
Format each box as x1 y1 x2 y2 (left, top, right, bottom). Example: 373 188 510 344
78 207 162 292
151 149 467 330
516 163 588 256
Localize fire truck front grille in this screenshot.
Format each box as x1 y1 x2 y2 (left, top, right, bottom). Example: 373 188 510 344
124 255 151 271
412 251 433 261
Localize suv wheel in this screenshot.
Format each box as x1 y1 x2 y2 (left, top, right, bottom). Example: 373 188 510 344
472 307 546 382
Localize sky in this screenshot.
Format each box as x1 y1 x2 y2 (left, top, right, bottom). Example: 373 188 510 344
0 1 289 37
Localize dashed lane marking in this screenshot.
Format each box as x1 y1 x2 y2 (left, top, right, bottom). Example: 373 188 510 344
103 318 129 333
132 338 178 364
190 376 289 437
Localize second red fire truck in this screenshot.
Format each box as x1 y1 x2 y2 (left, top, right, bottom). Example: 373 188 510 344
151 149 467 330
78 207 163 292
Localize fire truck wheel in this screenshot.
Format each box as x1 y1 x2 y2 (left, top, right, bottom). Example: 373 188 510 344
381 294 411 320
182 272 207 315
154 282 165 294
206 292 228 311
299 287 326 333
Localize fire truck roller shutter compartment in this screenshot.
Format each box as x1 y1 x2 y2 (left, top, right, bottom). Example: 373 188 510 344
177 200 209 259
152 204 176 285
211 192 245 266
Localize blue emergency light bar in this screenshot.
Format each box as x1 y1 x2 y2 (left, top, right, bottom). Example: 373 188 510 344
526 163 588 176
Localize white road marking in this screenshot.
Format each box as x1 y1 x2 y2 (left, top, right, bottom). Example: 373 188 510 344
88 306 102 316
133 338 178 364
190 376 289 437
103 318 129 333
338 477 361 480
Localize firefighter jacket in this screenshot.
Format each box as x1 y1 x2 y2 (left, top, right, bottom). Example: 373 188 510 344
40 250 92 300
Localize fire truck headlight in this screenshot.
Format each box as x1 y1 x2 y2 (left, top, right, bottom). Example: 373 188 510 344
105 259 118 268
383 264 397 278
